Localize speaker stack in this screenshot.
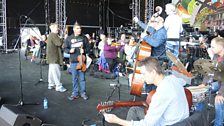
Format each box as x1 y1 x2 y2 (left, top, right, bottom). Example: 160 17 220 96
0 104 42 126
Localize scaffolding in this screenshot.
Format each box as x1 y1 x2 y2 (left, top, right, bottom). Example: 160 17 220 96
145 0 154 23
45 0 50 34
0 0 7 53
132 0 154 26
55 0 66 37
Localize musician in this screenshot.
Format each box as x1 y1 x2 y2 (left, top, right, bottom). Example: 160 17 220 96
98 33 106 57
104 37 125 73
133 16 166 58
118 33 129 60
124 35 137 66
200 37 224 126
103 57 189 125
46 23 67 92
64 22 89 100
30 36 40 62
164 3 183 57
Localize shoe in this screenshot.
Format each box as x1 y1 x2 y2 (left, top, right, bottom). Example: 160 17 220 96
81 94 88 100
55 87 67 92
67 95 79 101
48 86 55 90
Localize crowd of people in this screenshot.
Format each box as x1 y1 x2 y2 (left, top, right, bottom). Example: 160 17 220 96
23 2 224 126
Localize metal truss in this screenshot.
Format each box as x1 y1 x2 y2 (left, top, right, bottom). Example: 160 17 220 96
55 0 66 37
132 0 140 28
45 0 50 34
132 0 154 26
0 0 7 53
145 0 154 23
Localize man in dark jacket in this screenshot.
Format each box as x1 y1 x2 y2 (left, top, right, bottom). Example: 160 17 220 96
46 23 67 92
64 22 89 100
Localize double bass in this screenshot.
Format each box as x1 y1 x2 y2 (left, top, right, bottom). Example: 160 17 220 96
130 6 162 96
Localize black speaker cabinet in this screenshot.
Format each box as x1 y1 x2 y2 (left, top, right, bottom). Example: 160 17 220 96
0 104 42 126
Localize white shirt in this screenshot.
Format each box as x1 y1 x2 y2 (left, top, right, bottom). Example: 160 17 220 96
98 40 105 56
132 75 189 126
164 13 183 39
124 44 136 62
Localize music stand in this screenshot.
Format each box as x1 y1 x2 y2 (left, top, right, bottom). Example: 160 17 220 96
17 16 39 106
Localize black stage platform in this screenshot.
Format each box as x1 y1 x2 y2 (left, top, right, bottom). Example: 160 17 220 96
0 50 216 126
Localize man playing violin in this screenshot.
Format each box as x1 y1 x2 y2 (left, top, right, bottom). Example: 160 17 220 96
64 22 89 100
103 57 189 125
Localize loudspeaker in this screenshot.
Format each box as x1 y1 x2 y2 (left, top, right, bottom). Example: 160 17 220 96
0 104 42 126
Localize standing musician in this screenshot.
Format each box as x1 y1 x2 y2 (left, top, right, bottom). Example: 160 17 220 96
103 57 189 126
133 15 167 93
164 3 183 57
64 22 89 100
200 37 224 126
47 23 67 92
133 16 167 58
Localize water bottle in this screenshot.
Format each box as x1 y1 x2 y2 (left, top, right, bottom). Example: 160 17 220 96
43 97 48 109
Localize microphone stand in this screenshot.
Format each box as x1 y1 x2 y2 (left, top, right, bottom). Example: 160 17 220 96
17 16 39 106
22 17 47 86
106 65 121 102
34 44 47 86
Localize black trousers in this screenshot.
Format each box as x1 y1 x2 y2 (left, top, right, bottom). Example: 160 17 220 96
105 57 125 72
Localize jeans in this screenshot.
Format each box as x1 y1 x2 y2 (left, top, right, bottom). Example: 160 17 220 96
211 81 221 94
212 82 223 126
126 107 145 121
70 63 86 97
214 102 224 126
166 42 179 57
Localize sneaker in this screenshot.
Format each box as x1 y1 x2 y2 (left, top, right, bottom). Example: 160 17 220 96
55 87 67 92
67 95 79 101
81 94 88 100
48 86 55 90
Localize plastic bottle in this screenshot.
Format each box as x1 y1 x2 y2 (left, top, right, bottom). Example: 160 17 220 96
43 97 48 109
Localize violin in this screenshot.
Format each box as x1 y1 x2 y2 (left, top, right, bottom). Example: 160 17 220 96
111 42 121 47
129 41 137 47
76 45 87 72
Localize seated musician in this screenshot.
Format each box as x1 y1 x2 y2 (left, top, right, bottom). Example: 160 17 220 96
118 33 129 60
104 37 125 73
31 36 41 62
103 57 189 125
124 35 137 66
133 16 166 59
98 33 106 57
199 37 224 126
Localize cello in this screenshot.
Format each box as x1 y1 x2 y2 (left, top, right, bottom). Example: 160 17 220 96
130 6 162 96
76 45 87 72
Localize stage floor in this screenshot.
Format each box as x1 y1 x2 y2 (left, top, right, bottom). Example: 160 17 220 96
0 50 216 126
